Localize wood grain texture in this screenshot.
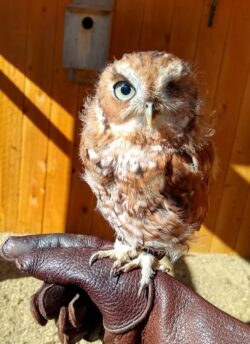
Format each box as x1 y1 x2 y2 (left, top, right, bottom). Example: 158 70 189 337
67 84 95 235
0 1 29 232
191 0 234 252
194 0 234 112
18 0 58 233
42 0 78 233
236 188 250 257
139 0 174 51
210 0 250 254
212 64 250 254
109 0 145 58
168 0 205 61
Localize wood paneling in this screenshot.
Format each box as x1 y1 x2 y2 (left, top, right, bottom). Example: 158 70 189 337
67 84 95 235
191 0 234 252
140 0 174 51
215 65 250 254
42 0 78 233
168 0 205 61
0 1 29 232
17 0 58 232
210 0 250 254
109 0 145 58
194 0 234 112
1 0 250 256
236 189 250 257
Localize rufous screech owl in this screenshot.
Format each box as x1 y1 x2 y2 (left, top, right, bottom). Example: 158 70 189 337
80 51 215 292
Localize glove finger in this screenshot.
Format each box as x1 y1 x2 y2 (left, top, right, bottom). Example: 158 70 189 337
57 307 71 344
30 282 48 326
68 293 86 328
58 332 70 344
64 290 104 342
37 283 76 320
15 247 108 288
57 306 85 344
1 234 113 261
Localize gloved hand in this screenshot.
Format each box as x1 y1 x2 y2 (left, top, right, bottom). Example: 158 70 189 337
1 234 250 344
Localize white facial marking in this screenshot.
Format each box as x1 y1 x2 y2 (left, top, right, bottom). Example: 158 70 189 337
110 117 143 136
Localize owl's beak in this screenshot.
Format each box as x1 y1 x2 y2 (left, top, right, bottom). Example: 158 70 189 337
145 102 153 127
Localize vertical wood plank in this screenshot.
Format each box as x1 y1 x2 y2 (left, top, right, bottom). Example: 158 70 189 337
18 0 58 233
190 0 234 252
42 0 79 233
211 65 250 254
236 189 250 257
168 0 205 61
67 85 95 235
91 208 114 241
109 0 145 58
194 0 234 111
0 0 29 232
139 0 174 51
210 0 250 253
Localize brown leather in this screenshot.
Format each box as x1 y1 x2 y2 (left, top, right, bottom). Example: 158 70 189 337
15 247 155 334
141 273 250 344
31 282 103 343
2 234 250 344
1 234 111 260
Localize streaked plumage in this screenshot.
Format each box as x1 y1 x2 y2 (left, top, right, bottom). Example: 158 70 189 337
80 51 215 289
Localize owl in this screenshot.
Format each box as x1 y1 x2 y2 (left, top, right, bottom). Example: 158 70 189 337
80 51 215 292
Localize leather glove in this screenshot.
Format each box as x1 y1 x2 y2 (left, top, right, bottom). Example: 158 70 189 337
1 234 250 344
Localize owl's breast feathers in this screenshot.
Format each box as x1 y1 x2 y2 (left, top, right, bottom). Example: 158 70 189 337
81 137 214 257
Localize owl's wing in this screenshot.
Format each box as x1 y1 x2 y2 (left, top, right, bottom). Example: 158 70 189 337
162 142 215 228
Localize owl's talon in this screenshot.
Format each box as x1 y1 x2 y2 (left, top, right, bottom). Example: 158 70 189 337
110 267 121 278
138 281 148 296
89 252 99 266
89 249 114 266
89 244 134 271
90 244 166 294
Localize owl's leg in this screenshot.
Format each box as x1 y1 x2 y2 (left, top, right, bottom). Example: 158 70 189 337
89 240 138 275
117 251 167 294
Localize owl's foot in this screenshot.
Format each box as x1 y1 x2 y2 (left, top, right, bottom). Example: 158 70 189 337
116 251 167 295
89 240 138 276
89 242 167 295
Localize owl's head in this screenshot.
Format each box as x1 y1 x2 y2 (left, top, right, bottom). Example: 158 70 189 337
93 51 206 144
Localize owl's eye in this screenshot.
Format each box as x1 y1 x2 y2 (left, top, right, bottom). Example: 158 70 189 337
113 81 136 101
166 81 179 95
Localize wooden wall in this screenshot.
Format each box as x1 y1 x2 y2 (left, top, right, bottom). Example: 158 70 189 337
1 0 250 256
